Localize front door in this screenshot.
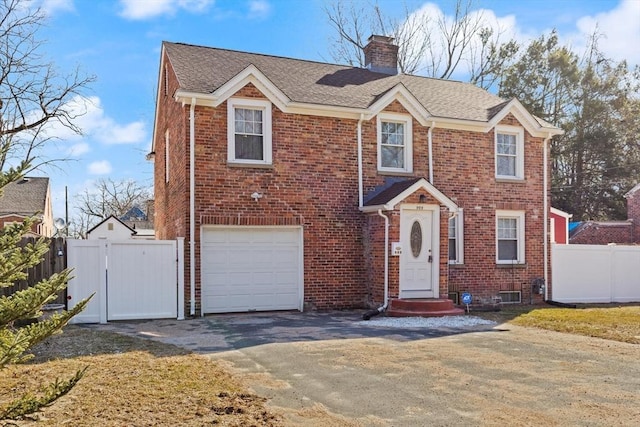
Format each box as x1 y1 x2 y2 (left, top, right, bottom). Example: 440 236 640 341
399 206 439 298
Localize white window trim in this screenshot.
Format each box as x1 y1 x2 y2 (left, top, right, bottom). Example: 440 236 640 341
227 98 272 165
165 130 170 183
495 125 524 180
495 210 526 265
377 112 413 173
448 209 464 264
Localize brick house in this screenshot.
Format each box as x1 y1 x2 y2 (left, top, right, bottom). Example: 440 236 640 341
570 183 640 244
151 36 563 316
0 177 54 237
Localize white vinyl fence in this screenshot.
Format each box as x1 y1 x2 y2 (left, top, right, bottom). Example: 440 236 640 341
66 238 184 323
551 243 640 303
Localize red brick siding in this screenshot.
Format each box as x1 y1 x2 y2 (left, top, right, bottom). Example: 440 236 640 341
155 64 549 311
0 215 41 234
570 223 634 245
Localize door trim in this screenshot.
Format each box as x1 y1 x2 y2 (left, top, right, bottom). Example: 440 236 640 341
399 205 440 299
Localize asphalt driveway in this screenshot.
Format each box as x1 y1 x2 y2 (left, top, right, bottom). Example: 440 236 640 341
90 311 640 426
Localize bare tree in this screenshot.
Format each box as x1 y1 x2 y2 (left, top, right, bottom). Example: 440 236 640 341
0 0 93 420
324 0 430 74
0 0 94 179
324 0 519 86
73 178 152 237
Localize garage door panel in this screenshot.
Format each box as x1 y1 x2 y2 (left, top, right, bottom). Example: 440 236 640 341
201 227 302 313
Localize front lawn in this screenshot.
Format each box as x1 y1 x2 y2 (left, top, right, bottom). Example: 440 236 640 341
475 303 640 344
0 327 282 426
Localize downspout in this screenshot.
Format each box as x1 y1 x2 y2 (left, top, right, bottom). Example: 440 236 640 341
357 114 364 208
189 98 196 316
543 133 551 302
363 209 389 320
428 122 435 184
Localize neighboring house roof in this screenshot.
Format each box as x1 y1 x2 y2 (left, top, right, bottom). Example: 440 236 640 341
121 206 147 221
86 215 136 236
624 182 640 198
162 42 563 137
0 177 49 217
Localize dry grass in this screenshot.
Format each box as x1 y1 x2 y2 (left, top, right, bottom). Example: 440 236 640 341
3 304 638 425
473 303 640 344
509 305 640 344
0 327 282 426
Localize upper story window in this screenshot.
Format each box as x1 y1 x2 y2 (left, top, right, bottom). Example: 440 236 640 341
227 98 272 166
495 125 524 180
377 113 413 173
496 210 525 264
448 211 464 264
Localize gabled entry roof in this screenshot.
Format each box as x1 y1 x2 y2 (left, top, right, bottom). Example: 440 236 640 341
361 178 458 213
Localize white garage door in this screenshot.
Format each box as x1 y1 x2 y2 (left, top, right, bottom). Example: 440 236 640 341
201 227 303 313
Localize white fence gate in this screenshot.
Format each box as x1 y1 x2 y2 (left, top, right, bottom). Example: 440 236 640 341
551 243 640 303
67 239 184 323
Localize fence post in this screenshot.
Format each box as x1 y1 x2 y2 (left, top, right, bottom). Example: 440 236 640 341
177 237 185 320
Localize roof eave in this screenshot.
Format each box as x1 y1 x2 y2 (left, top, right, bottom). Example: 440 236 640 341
487 98 564 138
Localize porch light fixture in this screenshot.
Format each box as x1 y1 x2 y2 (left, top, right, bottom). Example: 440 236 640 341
251 192 263 201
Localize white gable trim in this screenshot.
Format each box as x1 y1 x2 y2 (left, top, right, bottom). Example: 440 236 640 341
550 207 572 219
175 64 290 112
361 178 458 213
487 98 563 138
367 84 432 126
172 70 563 136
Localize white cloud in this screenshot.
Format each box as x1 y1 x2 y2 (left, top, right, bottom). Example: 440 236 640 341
88 160 112 175
99 120 147 145
36 0 75 16
67 142 90 157
248 0 270 19
575 0 640 66
50 95 147 145
118 0 214 20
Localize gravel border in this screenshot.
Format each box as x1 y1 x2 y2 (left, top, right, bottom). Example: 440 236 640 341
361 315 497 329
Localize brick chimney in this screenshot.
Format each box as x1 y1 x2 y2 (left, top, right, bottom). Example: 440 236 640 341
363 35 399 75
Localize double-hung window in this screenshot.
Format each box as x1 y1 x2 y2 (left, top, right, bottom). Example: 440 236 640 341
227 98 272 165
448 210 464 264
496 210 525 264
495 125 524 180
377 113 412 173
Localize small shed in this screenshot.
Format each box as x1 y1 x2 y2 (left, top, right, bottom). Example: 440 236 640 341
550 207 573 244
86 215 136 240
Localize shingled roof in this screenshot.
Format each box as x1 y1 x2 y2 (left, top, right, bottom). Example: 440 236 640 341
0 177 49 216
164 42 517 124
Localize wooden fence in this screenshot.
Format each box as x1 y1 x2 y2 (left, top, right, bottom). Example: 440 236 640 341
1 237 67 306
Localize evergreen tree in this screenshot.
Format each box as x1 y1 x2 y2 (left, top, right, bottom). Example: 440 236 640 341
0 171 91 420
500 31 640 220
0 0 93 420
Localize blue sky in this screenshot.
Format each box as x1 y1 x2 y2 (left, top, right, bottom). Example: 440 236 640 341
30 0 640 222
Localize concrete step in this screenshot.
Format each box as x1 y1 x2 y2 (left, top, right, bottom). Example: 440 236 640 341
387 298 465 318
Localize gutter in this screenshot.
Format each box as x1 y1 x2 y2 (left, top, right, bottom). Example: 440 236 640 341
189 98 196 316
543 133 551 301
357 114 364 208
363 209 390 320
428 122 435 184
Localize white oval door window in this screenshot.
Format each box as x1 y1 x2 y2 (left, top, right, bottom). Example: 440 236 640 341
410 220 422 258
